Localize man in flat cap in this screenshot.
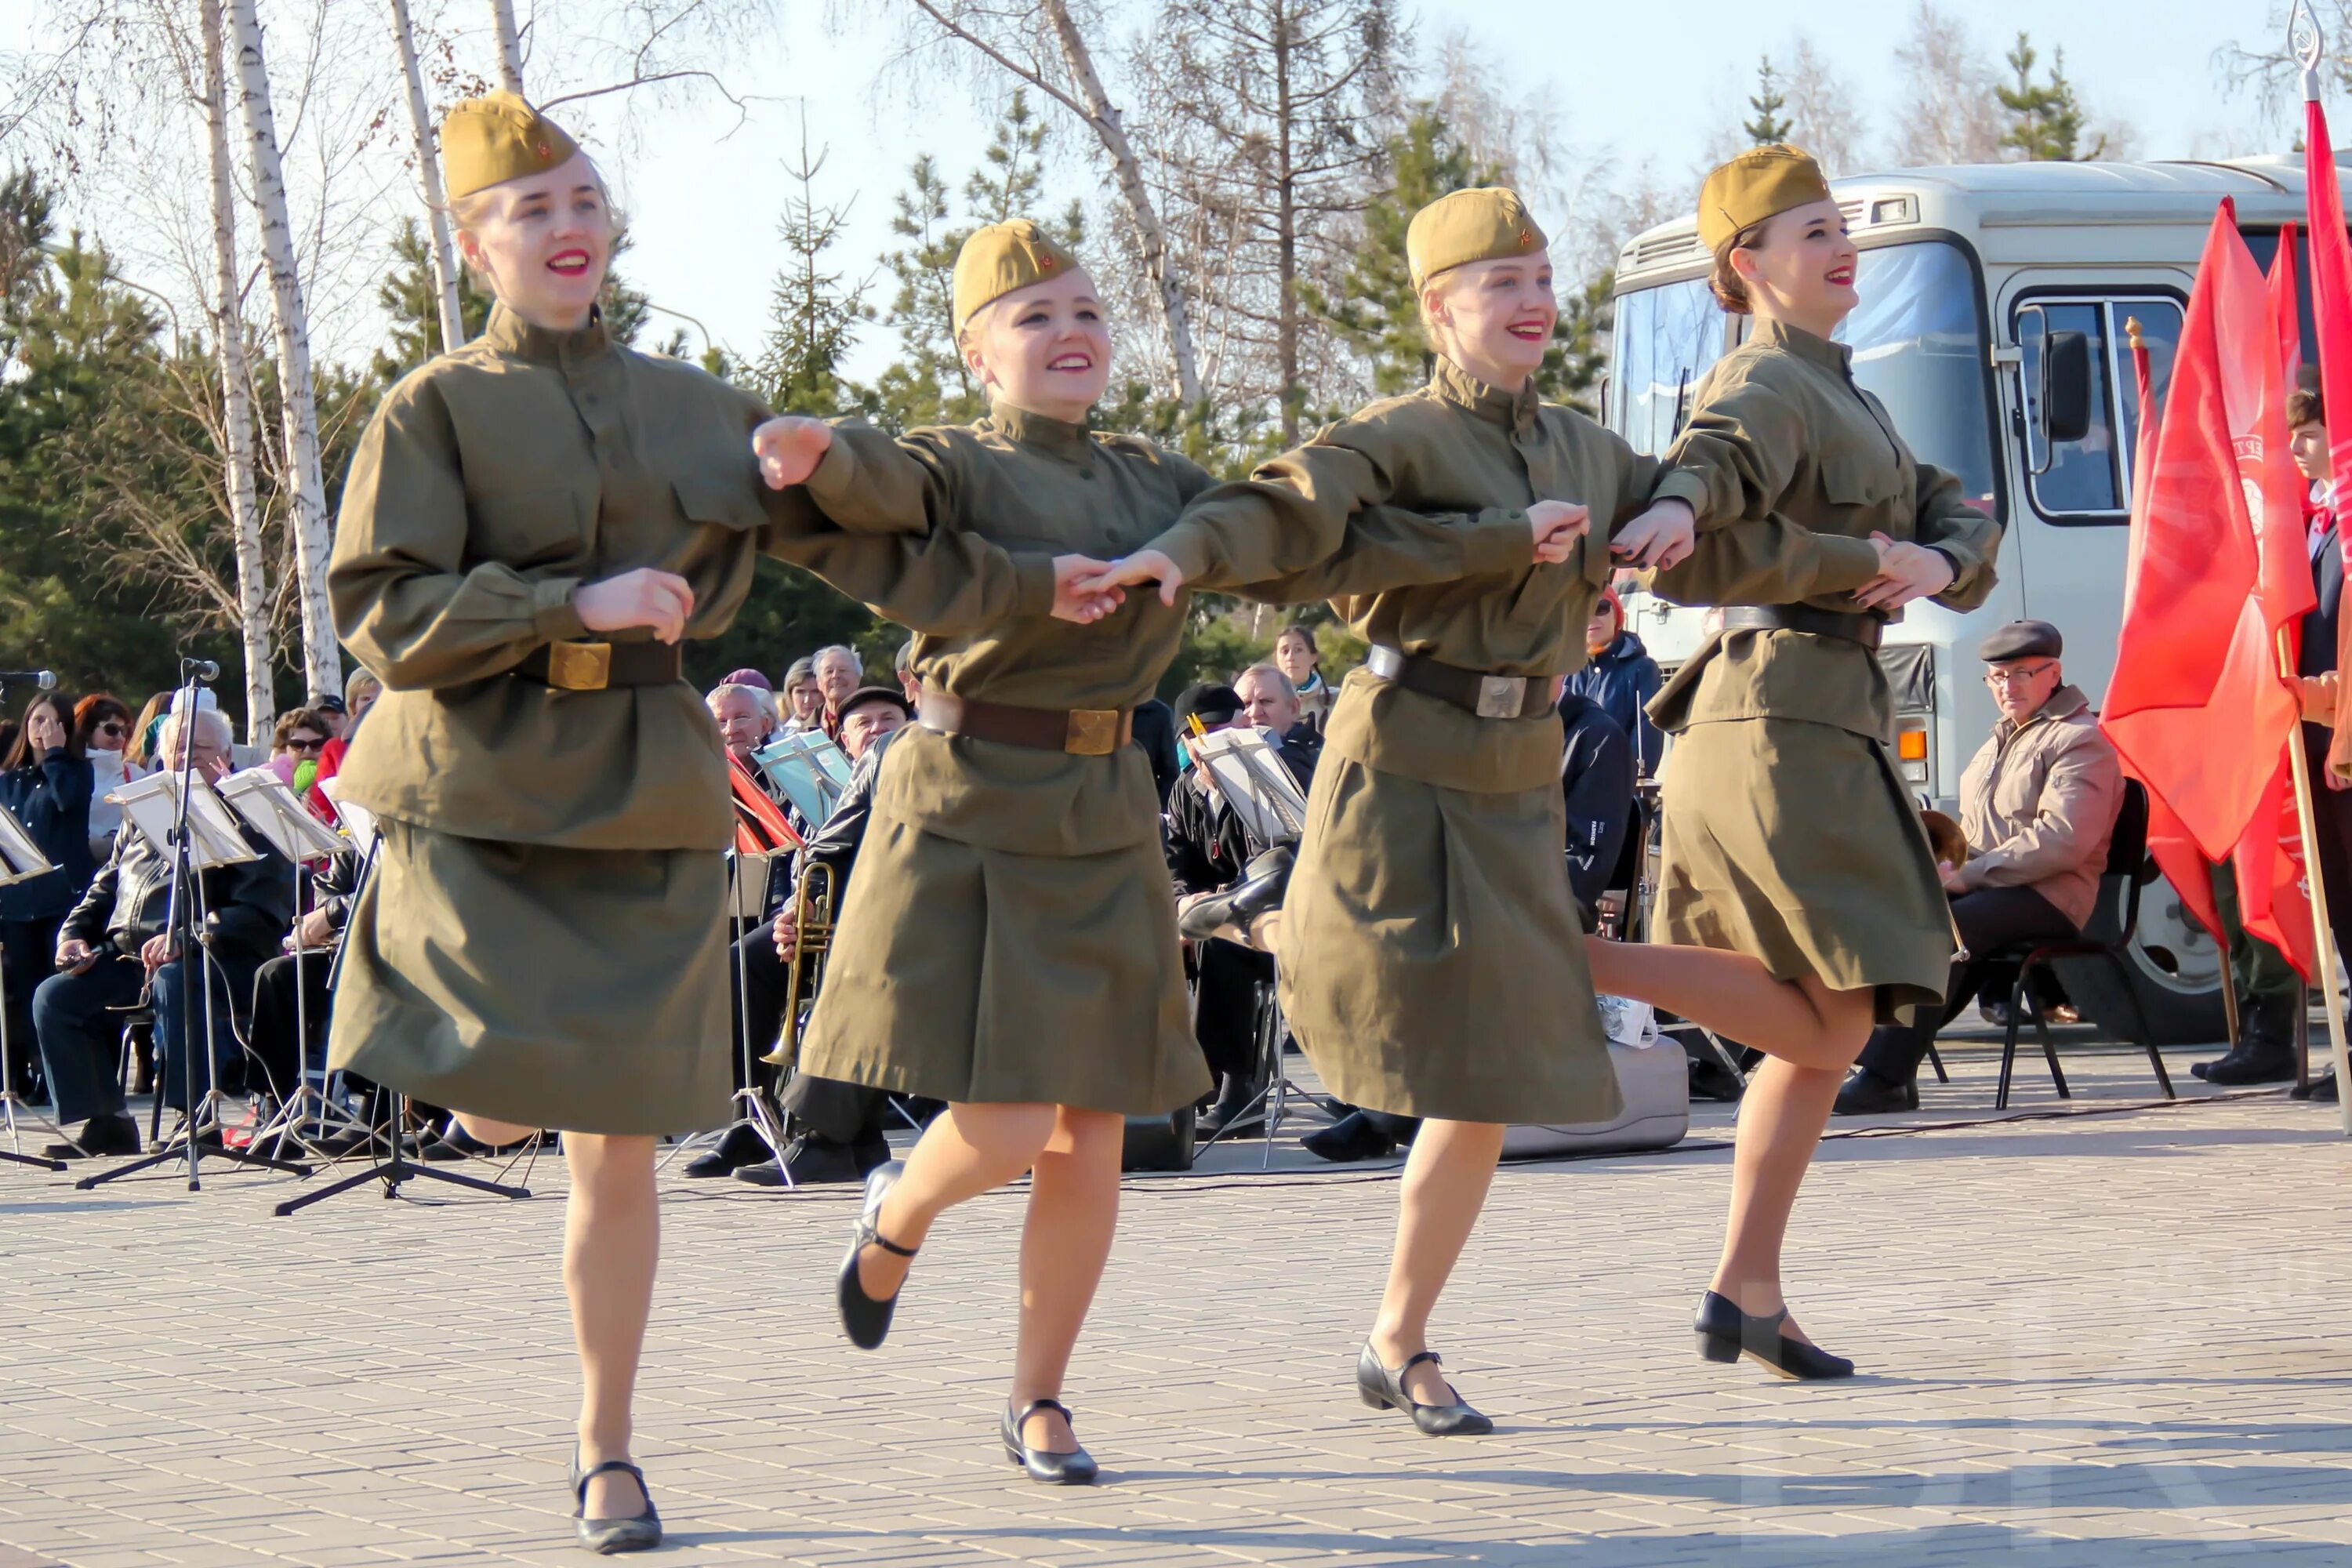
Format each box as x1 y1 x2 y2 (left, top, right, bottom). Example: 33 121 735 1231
1837 620 2124 1113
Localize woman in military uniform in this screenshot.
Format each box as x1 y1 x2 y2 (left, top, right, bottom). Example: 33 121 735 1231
747 221 1559 1480
329 98 1106 1551
1087 189 1697 1434
1590 145 2002 1378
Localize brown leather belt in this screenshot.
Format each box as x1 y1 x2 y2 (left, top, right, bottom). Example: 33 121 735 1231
514 640 684 691
1363 645 1555 720
917 691 1134 756
1720 605 1886 649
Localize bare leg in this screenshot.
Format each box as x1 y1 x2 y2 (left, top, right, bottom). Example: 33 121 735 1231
1011 1105 1125 1452
1714 1054 1853 1341
1368 1118 1507 1406
1587 941 1868 1071
855 1101 1058 1302
452 1110 535 1145
564 1132 659 1519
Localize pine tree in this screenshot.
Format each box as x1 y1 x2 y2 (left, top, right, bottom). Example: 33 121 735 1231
753 123 873 416
1997 33 2105 162
372 218 492 383
873 154 976 431
1744 56 1794 144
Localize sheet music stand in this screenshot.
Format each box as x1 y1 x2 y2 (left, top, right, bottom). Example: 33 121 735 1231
78 745 311 1190
752 731 854 825
215 771 369 1158
0 802 67 1171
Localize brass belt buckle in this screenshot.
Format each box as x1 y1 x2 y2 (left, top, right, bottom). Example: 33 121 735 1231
546 640 612 691
1475 675 1523 720
1064 708 1119 756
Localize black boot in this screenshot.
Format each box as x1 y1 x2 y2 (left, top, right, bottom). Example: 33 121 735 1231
736 1131 889 1186
2191 1028 2297 1086
681 1121 768 1178
2292 1070 2339 1103
1832 1067 1918 1116
1301 1110 1397 1163
1196 1072 1264 1137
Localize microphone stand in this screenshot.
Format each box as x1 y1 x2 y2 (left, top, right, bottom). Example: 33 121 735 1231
80 666 309 1191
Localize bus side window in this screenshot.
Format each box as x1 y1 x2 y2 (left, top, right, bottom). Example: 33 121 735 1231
2015 295 2184 524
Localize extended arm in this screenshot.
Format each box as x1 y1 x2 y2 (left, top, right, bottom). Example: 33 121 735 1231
1231 503 1535 605
1646 366 1808 528
1643 514 1886 608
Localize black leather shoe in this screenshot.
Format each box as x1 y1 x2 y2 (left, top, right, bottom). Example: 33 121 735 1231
1000 1398 1100 1484
1302 1111 1397 1163
682 1122 768 1178
44 1112 140 1160
2191 1039 2297 1086
1832 1067 1918 1116
737 1133 888 1186
2292 1070 2339 1103
1196 1073 1265 1137
1355 1345 1493 1435
568 1450 660 1554
1695 1290 1854 1380
1178 847 1294 942
838 1160 916 1349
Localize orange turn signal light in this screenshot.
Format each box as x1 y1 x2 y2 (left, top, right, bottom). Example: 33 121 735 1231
1896 729 1929 761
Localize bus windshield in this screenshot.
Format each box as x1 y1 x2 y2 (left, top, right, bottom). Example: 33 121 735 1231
1610 239 1999 514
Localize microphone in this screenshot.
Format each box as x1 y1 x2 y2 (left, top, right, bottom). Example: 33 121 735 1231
0 670 56 689
181 659 220 682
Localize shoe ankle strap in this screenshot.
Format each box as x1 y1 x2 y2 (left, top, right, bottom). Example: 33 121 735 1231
1010 1397 1073 1427
574 1457 646 1505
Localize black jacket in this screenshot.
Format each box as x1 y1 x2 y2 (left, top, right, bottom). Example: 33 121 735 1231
2301 516 2343 679
1560 694 1635 931
1131 699 1181 808
63 808 294 962
1163 724 1320 896
782 726 902 913
1564 630 1665 777
0 748 95 922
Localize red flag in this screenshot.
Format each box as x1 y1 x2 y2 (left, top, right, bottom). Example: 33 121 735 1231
2103 199 2318 976
2308 105 2352 502
2272 220 2304 397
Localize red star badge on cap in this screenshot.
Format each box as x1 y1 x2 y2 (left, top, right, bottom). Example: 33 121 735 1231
537 141 551 158
1519 228 1534 246
1041 254 1057 270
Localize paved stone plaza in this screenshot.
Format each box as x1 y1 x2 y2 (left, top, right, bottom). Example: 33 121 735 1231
5 1039 2350 1567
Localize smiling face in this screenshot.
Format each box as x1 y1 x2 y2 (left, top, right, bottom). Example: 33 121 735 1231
1585 600 1621 654
1422 252 1558 391
452 152 614 331
1730 198 1858 336
709 690 768 757
963 268 1112 422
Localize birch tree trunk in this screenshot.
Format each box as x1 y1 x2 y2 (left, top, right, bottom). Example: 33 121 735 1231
389 0 465 350
229 0 340 700
489 0 525 92
201 0 274 741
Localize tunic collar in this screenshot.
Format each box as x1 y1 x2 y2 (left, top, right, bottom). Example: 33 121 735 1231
1750 316 1852 375
482 302 612 366
985 402 1094 457
1428 355 1540 435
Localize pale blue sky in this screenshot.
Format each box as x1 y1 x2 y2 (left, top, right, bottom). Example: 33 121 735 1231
588 0 2288 381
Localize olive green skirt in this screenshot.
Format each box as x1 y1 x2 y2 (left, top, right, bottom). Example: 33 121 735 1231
1278 754 1624 1126
1656 717 1952 1020
796 809 1208 1115
328 818 734 1134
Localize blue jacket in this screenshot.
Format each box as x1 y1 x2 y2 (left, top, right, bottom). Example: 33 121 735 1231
0 748 96 922
1559 695 1635 932
1565 630 1664 777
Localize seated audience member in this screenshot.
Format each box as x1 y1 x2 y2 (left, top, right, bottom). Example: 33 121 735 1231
779 657 823 735
723 666 773 694
1272 623 1333 734
34 707 293 1158
74 694 143 862
2 692 96 1102
691 685 914 1184
1233 662 1324 775
1164 682 1271 1135
1308 686 1637 1163
307 692 349 741
810 644 863 739
243 844 363 1108
1836 621 2122 1114
707 681 781 763
1566 589 1664 777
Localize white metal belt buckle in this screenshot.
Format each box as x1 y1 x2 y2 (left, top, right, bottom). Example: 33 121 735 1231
1475 675 1523 719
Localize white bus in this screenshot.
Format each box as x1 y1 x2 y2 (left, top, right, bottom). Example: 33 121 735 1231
1606 154 2329 1043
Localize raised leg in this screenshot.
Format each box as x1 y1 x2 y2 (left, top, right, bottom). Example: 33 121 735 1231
563 1131 659 1521
1368 1117 1507 1406
857 1100 1059 1304
1011 1105 1125 1452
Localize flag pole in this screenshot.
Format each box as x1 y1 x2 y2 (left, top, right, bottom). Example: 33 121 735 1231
2291 1 2352 1130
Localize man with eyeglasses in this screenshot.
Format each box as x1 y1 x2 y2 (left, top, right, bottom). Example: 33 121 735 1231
1837 621 2122 1115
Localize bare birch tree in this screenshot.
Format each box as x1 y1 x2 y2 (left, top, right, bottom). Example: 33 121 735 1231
230 0 339 699
1887 2 2006 168
488 0 526 90
388 0 464 351
897 0 1203 404
1780 35 1867 176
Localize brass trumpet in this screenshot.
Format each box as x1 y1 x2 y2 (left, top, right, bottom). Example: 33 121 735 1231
760 862 835 1067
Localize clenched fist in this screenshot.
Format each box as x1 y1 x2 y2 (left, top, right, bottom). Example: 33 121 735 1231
575 568 696 644
1526 501 1591 564
751 416 833 490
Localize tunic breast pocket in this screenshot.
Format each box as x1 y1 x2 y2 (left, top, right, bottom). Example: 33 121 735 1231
1818 453 1902 532
672 471 767 534
470 485 589 564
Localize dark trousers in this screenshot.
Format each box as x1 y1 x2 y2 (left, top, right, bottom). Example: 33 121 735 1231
1858 886 2077 1083
1 915 63 1094
728 928 885 1146
247 949 335 1103
1191 939 1273 1082
33 949 260 1125
2212 859 2303 1039
2303 723 2352 960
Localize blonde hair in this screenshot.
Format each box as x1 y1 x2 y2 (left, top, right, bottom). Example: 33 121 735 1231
446 155 622 288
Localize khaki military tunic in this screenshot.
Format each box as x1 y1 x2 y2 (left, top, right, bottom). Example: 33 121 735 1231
786 408 1522 1115
328 306 1049 1134
1644 318 2002 1016
1146 358 1663 1124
